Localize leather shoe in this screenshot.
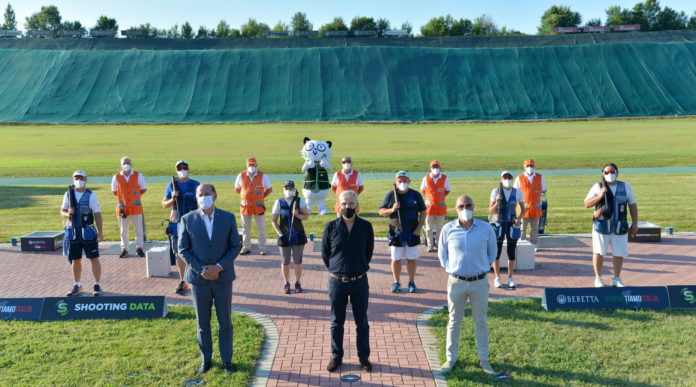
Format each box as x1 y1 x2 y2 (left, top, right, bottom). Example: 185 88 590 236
326 357 342 372
119 248 128 258
196 362 211 375
223 362 235 374
359 358 372 372
136 247 145 257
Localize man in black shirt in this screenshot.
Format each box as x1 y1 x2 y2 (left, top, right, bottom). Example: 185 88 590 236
322 190 374 373
379 171 427 294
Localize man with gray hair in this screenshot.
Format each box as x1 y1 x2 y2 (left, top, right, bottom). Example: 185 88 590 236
111 156 147 258
438 195 497 375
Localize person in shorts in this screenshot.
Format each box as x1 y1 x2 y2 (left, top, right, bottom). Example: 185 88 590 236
271 181 309 294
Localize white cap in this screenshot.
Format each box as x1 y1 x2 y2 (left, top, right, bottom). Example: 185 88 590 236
500 170 513 178
72 170 87 177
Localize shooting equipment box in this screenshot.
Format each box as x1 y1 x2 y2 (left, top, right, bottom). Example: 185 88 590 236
629 222 661 242
20 231 64 252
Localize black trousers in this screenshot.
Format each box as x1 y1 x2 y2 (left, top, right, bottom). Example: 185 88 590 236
328 275 370 359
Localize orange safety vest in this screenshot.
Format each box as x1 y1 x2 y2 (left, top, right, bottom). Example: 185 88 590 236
334 170 361 214
423 174 448 216
518 173 543 218
239 171 267 215
114 171 143 216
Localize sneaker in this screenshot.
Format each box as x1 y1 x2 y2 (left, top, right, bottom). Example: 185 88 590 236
507 277 516 288
283 283 291 294
175 281 187 295
494 277 503 288
326 357 342 372
136 248 145 257
239 247 251 255
408 280 418 293
595 277 604 288
611 277 625 287
440 360 454 373
93 284 102 296
479 360 495 374
294 281 303 293
259 251 267 256
390 281 401 293
119 248 128 258
67 284 82 297
427 246 435 253
359 357 372 372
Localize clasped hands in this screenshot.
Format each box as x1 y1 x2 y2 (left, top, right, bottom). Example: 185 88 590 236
201 264 222 281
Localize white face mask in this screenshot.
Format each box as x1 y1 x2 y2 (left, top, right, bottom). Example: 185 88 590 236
604 173 617 183
177 170 188 179
73 180 86 189
284 189 295 198
198 195 214 210
502 179 512 189
122 164 131 172
458 209 474 222
397 182 409 191
431 168 440 176
247 166 257 174
343 163 351 171
525 167 534 175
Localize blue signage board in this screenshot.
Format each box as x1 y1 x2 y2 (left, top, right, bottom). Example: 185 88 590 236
666 285 696 309
0 298 44 320
542 286 670 311
40 296 168 320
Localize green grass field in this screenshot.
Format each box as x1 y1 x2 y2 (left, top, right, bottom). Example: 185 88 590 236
0 119 695 177
1 172 694 242
0 306 263 386
430 298 696 386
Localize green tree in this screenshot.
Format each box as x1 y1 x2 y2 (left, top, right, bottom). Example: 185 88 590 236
61 20 82 31
499 26 524 36
605 5 633 26
195 25 209 38
586 18 602 26
420 16 449 36
181 21 193 38
471 14 498 36
318 17 348 37
538 5 581 34
3 3 17 30
450 18 472 36
690 11 696 29
350 16 377 31
376 17 390 35
128 23 157 38
230 28 241 38
25 5 62 31
290 12 312 31
214 20 231 38
654 6 688 30
632 0 661 30
94 15 117 31
401 21 413 36
241 18 269 37
272 21 289 31
165 24 180 38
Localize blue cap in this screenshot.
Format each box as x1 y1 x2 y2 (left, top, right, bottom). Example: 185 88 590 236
395 170 409 178
283 180 295 188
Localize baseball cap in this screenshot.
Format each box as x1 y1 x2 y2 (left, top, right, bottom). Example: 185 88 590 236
246 157 257 166
175 160 188 168
341 156 352 163
430 160 440 168
283 180 295 188
395 170 410 179
72 170 87 177
524 159 535 167
500 170 513 178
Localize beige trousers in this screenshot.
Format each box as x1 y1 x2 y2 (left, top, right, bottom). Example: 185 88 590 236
117 213 144 249
446 274 490 362
521 217 540 245
425 215 446 248
242 214 266 250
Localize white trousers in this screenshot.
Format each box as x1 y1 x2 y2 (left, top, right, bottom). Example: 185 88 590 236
242 214 266 250
446 275 490 362
118 213 144 249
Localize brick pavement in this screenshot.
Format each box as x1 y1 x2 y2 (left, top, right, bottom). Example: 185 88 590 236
2 234 695 386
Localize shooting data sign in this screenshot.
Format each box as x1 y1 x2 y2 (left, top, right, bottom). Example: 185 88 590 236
41 296 168 320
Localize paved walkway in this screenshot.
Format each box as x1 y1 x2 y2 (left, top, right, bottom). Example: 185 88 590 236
2 235 695 386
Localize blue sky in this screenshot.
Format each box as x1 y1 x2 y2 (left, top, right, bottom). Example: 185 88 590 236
6 1 695 35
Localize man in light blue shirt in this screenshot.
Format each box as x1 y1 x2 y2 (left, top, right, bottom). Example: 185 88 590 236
438 195 497 375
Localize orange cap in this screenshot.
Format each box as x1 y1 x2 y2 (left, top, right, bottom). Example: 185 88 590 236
430 160 440 167
524 159 535 167
246 157 257 166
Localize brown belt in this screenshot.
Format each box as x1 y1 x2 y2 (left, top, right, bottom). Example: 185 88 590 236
329 273 365 282
450 272 487 282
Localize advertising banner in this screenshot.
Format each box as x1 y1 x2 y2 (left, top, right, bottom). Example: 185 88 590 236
0 298 44 321
543 286 669 311
40 296 168 320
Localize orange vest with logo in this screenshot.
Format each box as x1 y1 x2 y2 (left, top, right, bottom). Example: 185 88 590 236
423 174 448 216
334 170 361 214
240 171 267 215
115 171 143 216
518 173 543 218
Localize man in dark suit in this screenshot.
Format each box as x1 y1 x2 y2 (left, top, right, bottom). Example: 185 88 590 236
178 183 241 375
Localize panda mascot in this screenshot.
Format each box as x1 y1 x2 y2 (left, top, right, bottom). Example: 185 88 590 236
301 137 332 215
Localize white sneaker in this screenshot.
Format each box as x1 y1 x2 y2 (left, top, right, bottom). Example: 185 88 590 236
507 277 516 288
594 277 604 288
440 360 454 373
611 277 625 287
494 277 503 288
479 360 495 374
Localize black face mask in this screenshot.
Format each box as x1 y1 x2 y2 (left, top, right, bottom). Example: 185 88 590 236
342 207 356 218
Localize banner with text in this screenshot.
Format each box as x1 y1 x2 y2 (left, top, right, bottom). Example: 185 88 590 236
666 285 696 309
40 296 168 320
0 298 44 321
542 286 670 311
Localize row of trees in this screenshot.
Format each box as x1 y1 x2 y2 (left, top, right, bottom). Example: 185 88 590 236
3 2 696 38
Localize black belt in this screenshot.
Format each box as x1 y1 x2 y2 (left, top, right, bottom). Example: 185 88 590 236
329 273 365 282
450 272 487 282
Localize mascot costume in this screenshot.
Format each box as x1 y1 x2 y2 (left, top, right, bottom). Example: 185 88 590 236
301 137 332 215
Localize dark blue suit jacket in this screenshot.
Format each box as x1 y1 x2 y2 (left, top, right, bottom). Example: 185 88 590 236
178 207 241 285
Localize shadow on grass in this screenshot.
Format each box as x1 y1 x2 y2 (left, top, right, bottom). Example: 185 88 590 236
0 186 80 210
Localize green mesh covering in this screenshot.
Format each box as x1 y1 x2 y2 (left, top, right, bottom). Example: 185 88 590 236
0 42 694 122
